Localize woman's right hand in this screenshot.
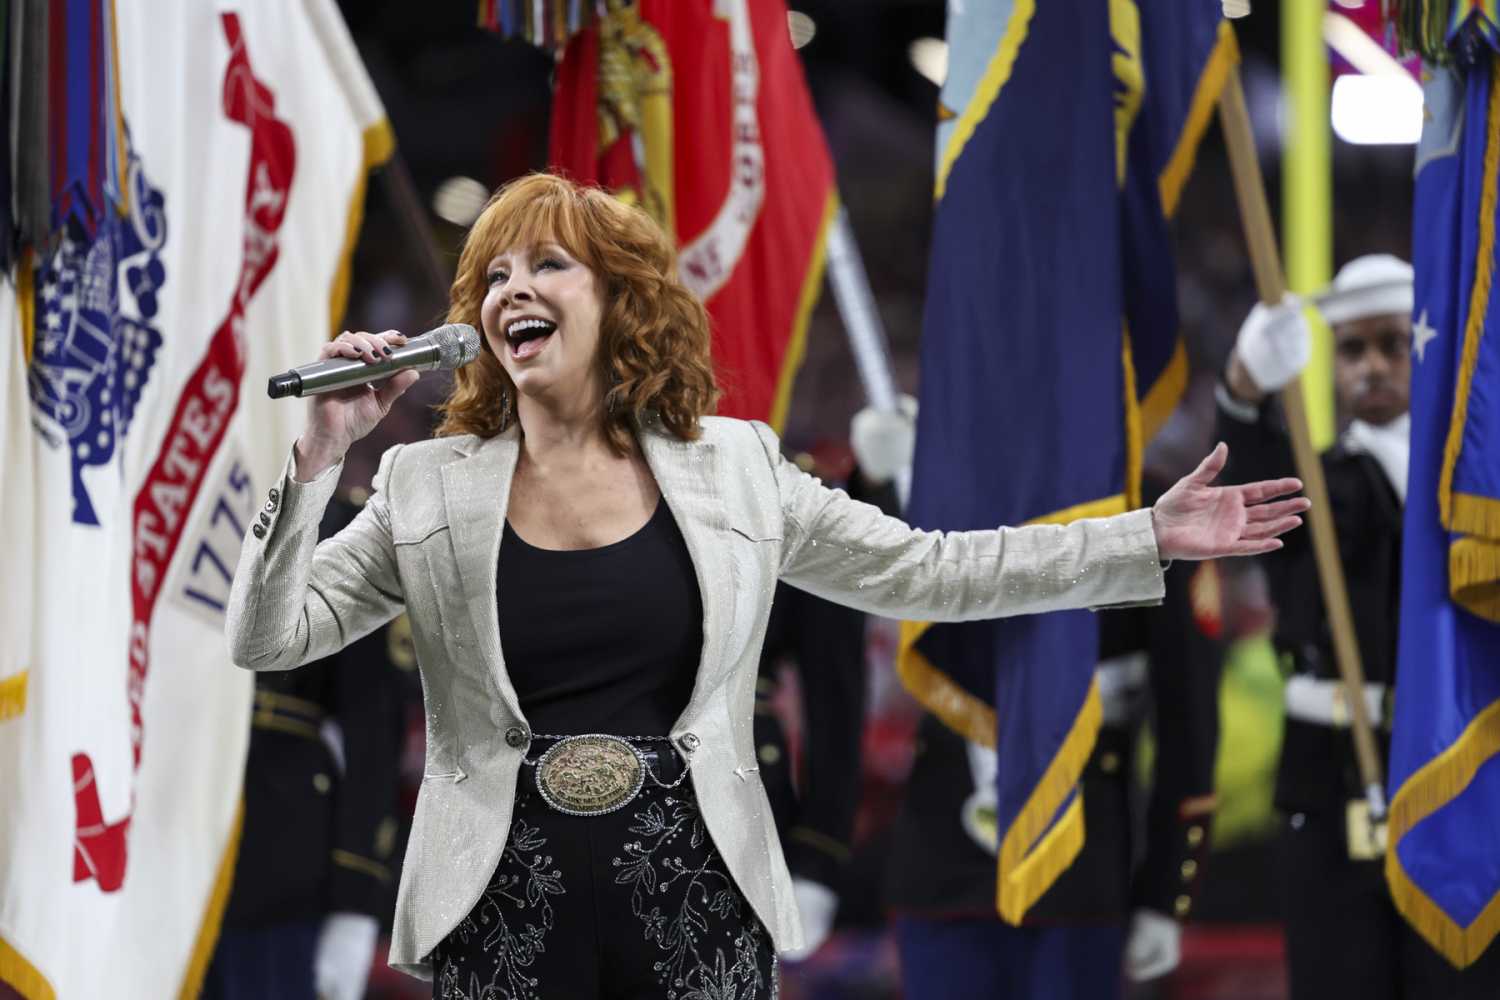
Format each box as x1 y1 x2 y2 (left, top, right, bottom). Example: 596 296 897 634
293 330 420 481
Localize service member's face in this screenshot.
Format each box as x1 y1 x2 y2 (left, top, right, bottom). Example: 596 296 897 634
1333 312 1411 426
482 242 606 407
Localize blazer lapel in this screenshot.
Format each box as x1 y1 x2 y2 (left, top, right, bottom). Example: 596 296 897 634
638 420 727 724
441 428 525 723
437 420 726 732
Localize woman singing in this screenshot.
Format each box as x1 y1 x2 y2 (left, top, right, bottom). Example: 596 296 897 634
227 173 1307 999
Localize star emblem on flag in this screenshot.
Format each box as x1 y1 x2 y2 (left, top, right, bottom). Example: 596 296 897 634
1412 308 1437 363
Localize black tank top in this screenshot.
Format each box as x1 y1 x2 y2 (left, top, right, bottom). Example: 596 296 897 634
495 500 703 736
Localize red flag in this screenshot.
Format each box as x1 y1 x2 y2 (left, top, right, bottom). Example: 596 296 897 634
548 0 837 427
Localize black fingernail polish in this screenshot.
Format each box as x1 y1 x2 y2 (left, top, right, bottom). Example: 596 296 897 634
384 347 393 355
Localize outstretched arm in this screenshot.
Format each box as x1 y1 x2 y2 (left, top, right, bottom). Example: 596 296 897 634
754 423 1306 624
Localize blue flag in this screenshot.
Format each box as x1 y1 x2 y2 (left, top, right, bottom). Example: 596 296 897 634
896 0 1233 922
1389 52 1500 969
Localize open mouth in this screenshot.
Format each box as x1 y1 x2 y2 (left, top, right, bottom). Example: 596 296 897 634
505 317 557 360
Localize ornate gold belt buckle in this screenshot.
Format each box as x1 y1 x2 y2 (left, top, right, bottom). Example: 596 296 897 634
534 734 647 816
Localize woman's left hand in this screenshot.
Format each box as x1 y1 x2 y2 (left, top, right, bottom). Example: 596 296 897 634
1152 442 1310 562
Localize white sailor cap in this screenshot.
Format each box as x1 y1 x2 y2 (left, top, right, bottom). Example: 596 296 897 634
1313 254 1414 326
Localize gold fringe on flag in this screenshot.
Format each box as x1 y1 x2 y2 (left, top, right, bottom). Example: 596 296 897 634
1140 22 1238 443
1450 537 1500 621
895 620 999 749
934 0 1036 202
1122 326 1144 511
995 679 1103 923
1386 699 1500 967
0 935 56 1000
178 801 245 1000
1438 57 1500 622
0 672 26 722
328 120 397 336
1159 22 1239 218
18 249 35 365
768 193 838 434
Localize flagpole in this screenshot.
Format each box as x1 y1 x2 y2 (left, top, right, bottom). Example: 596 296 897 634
1284 0 1336 448
1216 66 1388 840
824 206 912 506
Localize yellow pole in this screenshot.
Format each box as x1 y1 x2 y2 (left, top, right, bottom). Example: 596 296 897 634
1283 0 1335 448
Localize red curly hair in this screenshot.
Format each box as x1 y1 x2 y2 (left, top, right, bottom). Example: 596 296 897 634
434 173 720 452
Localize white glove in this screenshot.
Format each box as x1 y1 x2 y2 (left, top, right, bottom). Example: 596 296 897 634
780 878 839 962
1124 908 1182 982
850 394 918 484
1234 293 1311 393
314 912 379 1000
961 741 1000 855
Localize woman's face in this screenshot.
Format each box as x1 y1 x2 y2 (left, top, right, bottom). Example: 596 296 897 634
481 242 606 407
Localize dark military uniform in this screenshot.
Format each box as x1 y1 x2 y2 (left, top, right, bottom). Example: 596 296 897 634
884 560 1224 1000
202 493 407 1000
754 581 867 891
1216 391 1500 999
753 467 891 898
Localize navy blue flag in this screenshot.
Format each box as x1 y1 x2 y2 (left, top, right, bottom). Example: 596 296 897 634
1387 51 1500 969
896 0 1233 922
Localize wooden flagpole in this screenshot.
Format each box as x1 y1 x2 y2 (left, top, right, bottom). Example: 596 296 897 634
1216 66 1388 847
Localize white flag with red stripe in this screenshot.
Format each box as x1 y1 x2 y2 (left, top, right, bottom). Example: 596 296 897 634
0 2 391 996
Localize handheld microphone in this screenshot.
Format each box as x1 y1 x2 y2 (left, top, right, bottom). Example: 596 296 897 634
267 324 481 399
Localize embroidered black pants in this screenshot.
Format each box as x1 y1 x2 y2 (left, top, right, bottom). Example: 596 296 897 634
430 744 777 1000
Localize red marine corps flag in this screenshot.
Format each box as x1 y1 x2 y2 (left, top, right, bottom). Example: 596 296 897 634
484 0 839 427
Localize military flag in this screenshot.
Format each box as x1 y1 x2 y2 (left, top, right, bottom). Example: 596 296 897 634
484 0 839 427
1386 46 1500 968
0 2 392 996
895 0 1235 923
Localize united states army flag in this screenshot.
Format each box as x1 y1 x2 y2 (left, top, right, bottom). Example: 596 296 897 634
0 2 391 996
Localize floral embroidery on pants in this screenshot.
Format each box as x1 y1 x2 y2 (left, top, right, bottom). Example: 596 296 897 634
434 817 564 1000
432 772 775 999
611 795 772 1000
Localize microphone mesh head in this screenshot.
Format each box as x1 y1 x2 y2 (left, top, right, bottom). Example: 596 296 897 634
430 324 482 369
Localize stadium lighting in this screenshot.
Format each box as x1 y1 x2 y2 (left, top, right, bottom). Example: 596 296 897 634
1330 74 1423 144
432 176 489 226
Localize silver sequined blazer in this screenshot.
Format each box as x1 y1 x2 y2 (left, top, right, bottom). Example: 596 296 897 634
225 415 1166 979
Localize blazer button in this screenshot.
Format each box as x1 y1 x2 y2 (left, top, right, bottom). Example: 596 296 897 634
677 732 700 754
252 523 267 539
268 487 280 502
505 726 529 748
258 511 272 527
